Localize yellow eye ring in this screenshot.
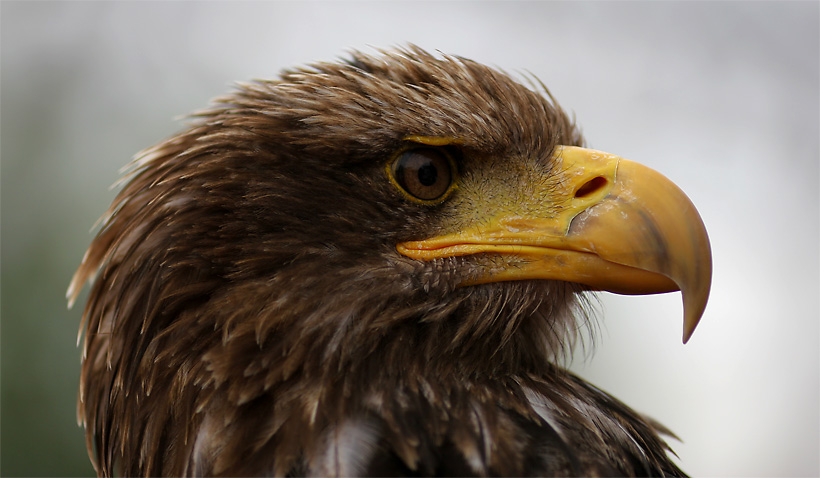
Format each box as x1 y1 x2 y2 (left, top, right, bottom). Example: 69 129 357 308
386 144 458 205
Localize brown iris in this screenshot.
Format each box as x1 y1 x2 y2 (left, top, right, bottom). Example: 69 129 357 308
390 148 455 202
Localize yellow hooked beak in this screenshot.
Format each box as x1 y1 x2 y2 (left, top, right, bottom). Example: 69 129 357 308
397 146 712 343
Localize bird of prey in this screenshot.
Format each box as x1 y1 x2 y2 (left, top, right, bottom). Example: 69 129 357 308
68 46 711 477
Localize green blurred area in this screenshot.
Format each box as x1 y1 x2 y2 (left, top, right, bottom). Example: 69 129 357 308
1 249 94 476
1 4 100 473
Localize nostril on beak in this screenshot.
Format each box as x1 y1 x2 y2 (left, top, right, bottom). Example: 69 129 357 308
575 176 608 199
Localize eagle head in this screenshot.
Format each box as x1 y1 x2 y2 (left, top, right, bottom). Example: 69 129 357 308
69 46 711 477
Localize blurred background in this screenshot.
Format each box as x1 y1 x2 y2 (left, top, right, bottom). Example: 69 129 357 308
2 1 818 476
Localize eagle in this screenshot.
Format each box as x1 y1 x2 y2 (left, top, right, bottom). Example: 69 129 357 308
68 46 711 477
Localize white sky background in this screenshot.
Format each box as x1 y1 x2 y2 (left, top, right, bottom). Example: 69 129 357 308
2 1 818 476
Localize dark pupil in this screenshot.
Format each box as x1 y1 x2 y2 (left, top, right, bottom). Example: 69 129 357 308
417 162 437 186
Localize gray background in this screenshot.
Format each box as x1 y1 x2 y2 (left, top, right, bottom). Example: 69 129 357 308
2 1 818 476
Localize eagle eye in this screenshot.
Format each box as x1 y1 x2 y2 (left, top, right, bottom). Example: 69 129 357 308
389 147 456 203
